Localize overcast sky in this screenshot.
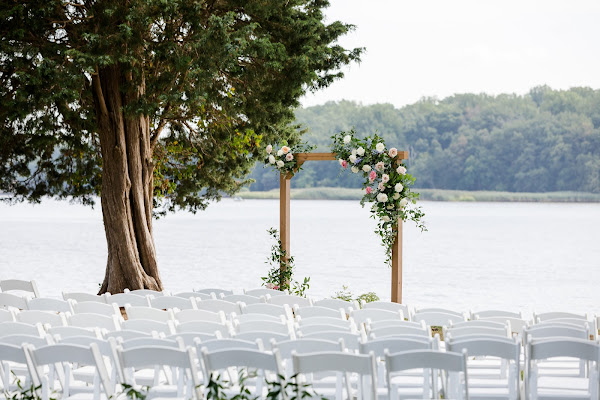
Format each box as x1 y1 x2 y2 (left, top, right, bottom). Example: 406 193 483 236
300 0 600 108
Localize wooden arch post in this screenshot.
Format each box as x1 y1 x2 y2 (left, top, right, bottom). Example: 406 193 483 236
279 151 409 303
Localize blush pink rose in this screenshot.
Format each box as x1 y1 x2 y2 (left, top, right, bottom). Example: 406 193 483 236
366 187 372 194
285 153 294 161
388 148 398 158
375 161 385 171
341 160 348 168
369 170 377 182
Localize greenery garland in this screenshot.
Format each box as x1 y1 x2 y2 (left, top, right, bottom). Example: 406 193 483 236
330 130 426 265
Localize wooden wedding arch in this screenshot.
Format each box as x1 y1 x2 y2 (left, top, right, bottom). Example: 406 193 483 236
279 151 409 303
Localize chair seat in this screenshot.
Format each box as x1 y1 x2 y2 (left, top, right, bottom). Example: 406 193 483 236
537 376 591 391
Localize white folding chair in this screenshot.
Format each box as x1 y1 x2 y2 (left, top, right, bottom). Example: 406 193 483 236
195 288 233 297
446 336 520 400
0 322 45 337
123 289 164 297
233 313 284 324
62 292 107 303
295 306 346 320
385 349 469 400
267 294 313 308
533 312 588 324
175 320 233 337
233 331 291 350
104 330 152 342
221 294 266 305
24 343 113 400
174 309 226 324
27 298 74 313
167 332 223 347
49 326 102 339
0 280 40 298
0 343 36 391
121 319 175 336
471 310 523 320
413 307 465 318
150 296 197 310
124 305 174 322
292 351 377 400
113 344 202 399
525 337 600 400
444 325 511 340
0 309 15 322
297 316 354 328
412 311 466 327
72 302 121 317
313 299 359 314
195 299 241 315
351 309 403 326
17 310 67 327
0 293 29 310
299 331 364 352
105 293 151 307
201 347 285 399
244 288 285 298
274 338 345 379
241 303 293 321
54 336 116 388
68 313 121 331
234 320 292 336
367 325 431 338
362 302 410 319
173 291 213 300
481 316 528 336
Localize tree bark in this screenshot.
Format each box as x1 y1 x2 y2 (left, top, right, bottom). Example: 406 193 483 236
94 65 163 294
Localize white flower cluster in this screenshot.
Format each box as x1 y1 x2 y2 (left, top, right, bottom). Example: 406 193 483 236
266 144 293 170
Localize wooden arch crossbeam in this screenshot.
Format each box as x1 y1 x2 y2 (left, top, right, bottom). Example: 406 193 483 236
279 151 409 303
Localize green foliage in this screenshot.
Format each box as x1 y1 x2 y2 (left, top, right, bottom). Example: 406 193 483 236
3 374 55 400
248 88 600 194
120 384 148 400
332 285 379 306
0 0 362 211
264 141 316 176
262 228 310 297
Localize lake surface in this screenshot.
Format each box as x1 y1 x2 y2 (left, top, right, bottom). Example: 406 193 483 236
1 198 599 316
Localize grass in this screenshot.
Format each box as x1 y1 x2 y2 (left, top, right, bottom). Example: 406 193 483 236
235 187 600 202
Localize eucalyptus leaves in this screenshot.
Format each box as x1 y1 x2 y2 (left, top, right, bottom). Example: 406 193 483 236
331 130 426 265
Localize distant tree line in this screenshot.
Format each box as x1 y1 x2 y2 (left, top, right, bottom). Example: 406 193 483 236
248 86 600 193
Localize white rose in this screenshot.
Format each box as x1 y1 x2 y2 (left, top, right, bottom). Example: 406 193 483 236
395 183 404 192
351 166 359 173
382 216 390 222
387 204 394 210
381 174 389 183
362 165 371 173
285 153 294 161
351 148 357 156
377 193 388 203
277 149 283 156
396 165 407 175
378 182 385 191
375 142 385 153
266 145 273 154
357 147 365 156
343 135 351 144
276 160 285 168
399 198 409 207
393 193 400 200
349 154 357 163
268 155 276 164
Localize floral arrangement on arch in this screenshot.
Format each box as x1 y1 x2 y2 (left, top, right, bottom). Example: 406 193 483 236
331 130 426 265
264 142 315 175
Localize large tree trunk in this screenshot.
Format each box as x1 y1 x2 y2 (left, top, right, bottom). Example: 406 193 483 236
93 65 163 294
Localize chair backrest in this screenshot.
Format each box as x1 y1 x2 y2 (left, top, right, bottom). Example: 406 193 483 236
124 289 165 297
351 308 403 325
313 298 358 313
300 331 363 351
72 301 121 316
297 316 352 327
195 299 241 315
195 288 233 297
480 316 528 334
0 343 30 389
368 325 430 338
0 279 40 298
267 294 313 308
368 319 426 330
0 309 15 322
124 305 174 322
0 292 29 309
173 291 212 300
471 309 522 319
49 326 101 339
414 307 464 317
362 301 409 317
233 331 291 350
533 311 588 323
235 320 291 336
244 288 285 297
17 310 67 327
176 320 232 337
150 296 196 310
292 351 377 400
444 325 510 339
233 313 284 324
274 338 344 360
105 292 151 307
0 334 50 347
385 349 469 400
174 309 226 324
24 343 113 400
0 322 44 338
298 324 355 335
56 336 112 356
412 311 466 326
196 338 262 353
360 336 433 358
27 298 74 313
62 292 107 303
68 313 121 331
121 319 175 336
295 306 346 320
119 337 181 350
525 324 589 340
450 319 508 329
114 344 201 399
221 294 265 305
167 332 223 346
241 303 292 320
104 329 152 341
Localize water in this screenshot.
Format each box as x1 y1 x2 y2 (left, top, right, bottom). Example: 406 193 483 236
1 198 599 316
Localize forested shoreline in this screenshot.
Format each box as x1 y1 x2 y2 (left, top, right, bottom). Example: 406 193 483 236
248 86 600 194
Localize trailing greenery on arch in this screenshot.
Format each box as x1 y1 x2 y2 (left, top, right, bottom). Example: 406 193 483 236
264 130 426 267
